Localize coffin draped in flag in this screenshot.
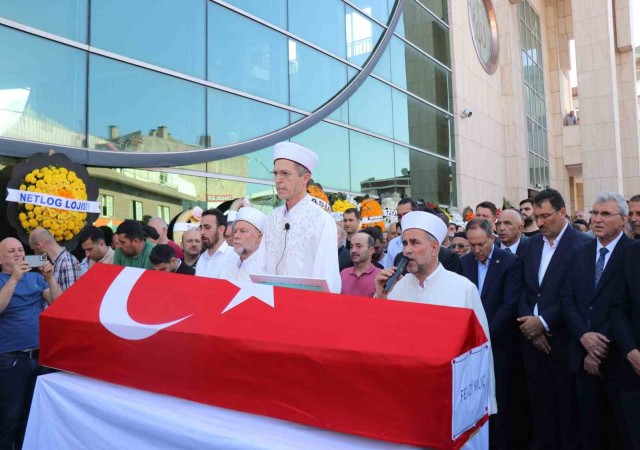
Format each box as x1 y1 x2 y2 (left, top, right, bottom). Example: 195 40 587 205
40 264 490 449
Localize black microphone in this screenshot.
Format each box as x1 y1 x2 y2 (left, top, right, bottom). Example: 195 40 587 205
383 256 409 294
284 223 290 231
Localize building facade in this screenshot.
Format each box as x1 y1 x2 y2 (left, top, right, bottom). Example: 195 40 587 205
0 0 638 226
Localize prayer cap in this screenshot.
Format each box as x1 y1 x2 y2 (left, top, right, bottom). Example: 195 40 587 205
236 207 267 233
226 211 237 222
273 142 318 174
401 211 447 244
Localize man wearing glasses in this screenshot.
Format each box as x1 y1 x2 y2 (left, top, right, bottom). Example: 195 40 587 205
258 142 341 294
449 232 471 256
517 188 591 450
562 192 634 449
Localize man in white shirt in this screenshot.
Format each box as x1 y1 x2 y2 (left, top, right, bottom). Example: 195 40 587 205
220 207 266 283
195 209 233 279
374 211 496 415
496 208 527 256
259 142 340 293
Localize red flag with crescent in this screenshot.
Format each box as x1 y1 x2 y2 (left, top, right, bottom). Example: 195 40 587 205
40 264 489 449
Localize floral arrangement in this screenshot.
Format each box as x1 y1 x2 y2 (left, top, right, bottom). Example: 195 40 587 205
5 152 99 249
360 197 385 231
462 206 474 222
18 166 87 241
307 181 331 213
331 192 356 213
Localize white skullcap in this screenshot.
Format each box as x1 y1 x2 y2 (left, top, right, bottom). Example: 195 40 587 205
236 207 267 233
401 211 447 244
273 142 318 174
226 211 237 222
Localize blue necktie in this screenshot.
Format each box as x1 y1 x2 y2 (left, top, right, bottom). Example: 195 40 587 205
594 247 609 288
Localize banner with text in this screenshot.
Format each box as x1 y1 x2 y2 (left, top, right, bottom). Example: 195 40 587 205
6 189 101 213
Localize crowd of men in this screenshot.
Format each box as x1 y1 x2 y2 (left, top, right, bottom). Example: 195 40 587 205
1 140 640 450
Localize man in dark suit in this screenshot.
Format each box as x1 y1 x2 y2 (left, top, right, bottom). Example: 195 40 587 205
518 189 591 450
561 192 633 449
611 240 640 449
461 218 522 450
496 207 529 256
149 244 195 275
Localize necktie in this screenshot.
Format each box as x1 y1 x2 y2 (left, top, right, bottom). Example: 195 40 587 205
594 247 609 288
504 247 512 253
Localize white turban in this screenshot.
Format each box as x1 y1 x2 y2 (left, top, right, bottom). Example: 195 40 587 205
273 142 318 174
236 207 267 234
401 211 447 244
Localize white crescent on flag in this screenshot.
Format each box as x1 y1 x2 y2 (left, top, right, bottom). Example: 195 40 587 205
99 267 192 340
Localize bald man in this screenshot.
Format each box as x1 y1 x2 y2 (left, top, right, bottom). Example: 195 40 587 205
496 208 528 256
0 238 62 449
181 229 202 268
148 217 184 259
29 227 80 291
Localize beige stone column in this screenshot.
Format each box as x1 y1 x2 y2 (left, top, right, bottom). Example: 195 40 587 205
614 0 640 196
571 0 624 207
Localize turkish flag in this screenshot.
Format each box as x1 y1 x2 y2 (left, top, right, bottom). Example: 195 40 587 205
40 264 488 449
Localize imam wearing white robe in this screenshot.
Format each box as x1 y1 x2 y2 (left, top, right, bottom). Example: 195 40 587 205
220 248 263 283
387 263 497 415
259 194 341 293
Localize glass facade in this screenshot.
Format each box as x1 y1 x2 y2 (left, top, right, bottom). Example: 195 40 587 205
0 0 454 224
518 1 549 189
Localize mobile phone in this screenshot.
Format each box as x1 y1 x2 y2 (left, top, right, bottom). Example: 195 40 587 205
25 254 47 268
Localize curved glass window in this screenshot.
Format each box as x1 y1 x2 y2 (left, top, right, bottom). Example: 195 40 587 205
392 90 452 158
288 0 346 59
91 0 205 78
346 7 383 69
288 40 349 112
291 121 350 191
225 0 287 29
396 146 455 205
352 0 390 24
88 56 206 152
348 77 393 138
389 37 451 111
0 26 86 147
0 0 88 42
349 131 395 192
414 0 448 23
208 89 289 147
209 3 289 105
395 0 450 67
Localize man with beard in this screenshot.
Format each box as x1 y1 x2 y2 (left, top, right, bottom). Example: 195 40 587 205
374 211 496 415
518 189 590 450
220 207 266 282
259 142 340 293
181 229 202 269
628 194 640 240
520 198 540 237
195 209 233 279
340 232 380 297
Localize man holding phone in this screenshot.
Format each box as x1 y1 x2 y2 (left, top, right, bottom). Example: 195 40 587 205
0 237 62 449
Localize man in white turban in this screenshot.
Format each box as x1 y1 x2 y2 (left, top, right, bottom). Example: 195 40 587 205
221 207 266 283
374 211 496 415
258 142 341 293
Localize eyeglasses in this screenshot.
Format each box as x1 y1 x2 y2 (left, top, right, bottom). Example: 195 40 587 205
449 243 469 250
532 210 560 222
589 210 621 218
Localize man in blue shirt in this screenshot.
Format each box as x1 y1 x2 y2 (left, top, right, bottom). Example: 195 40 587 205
0 237 62 449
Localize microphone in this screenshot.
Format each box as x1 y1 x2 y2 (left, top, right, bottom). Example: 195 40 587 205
383 256 410 294
284 223 290 231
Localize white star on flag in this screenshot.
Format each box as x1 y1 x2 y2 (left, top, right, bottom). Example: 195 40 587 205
223 281 275 314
